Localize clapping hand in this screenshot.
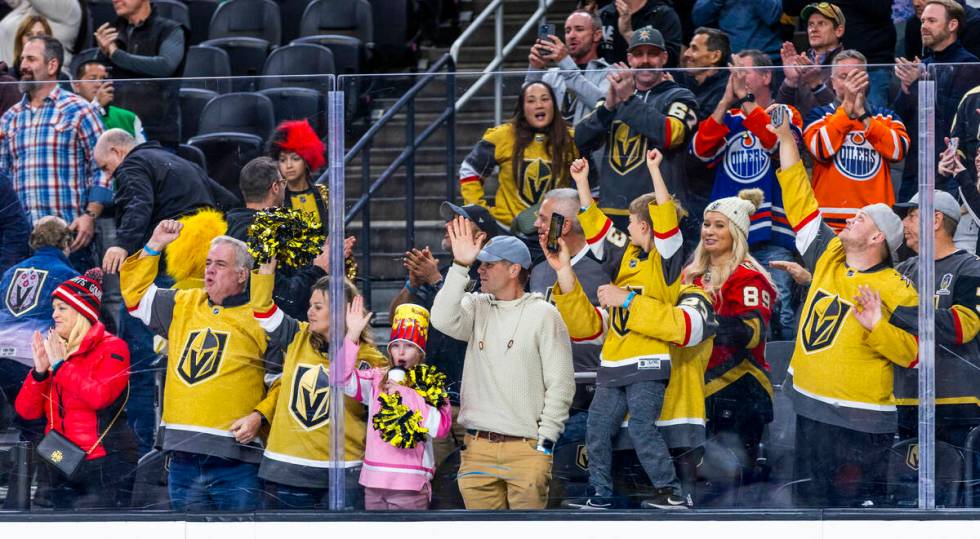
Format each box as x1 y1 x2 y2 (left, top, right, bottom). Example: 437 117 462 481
852 284 883 331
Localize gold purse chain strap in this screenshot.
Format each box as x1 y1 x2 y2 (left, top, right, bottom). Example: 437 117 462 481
48 378 131 456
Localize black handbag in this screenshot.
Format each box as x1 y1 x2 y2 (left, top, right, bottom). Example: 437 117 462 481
37 385 130 480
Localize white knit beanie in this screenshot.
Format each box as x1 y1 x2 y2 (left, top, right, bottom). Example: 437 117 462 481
703 189 765 238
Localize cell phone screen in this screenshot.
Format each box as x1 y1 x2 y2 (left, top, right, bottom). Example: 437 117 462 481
547 213 565 252
770 105 785 128
948 137 960 155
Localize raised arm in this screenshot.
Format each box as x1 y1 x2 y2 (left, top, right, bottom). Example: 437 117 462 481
120 220 180 337
430 217 482 341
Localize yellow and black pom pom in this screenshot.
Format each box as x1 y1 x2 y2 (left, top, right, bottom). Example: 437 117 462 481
246 208 326 269
406 364 448 407
372 392 428 449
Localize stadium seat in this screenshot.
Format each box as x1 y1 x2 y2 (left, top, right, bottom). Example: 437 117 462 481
178 88 218 140
89 0 117 35
151 0 190 29
177 143 208 171
258 87 325 137
196 92 275 140
185 0 219 45
300 0 373 46
291 35 363 76
208 0 281 45
187 132 264 199
199 37 271 91
278 0 310 45
181 45 232 93
886 438 964 508
260 43 334 91
368 0 418 69
68 47 99 78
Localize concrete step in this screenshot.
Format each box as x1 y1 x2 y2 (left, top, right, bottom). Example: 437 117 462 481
343 195 447 222
342 169 458 199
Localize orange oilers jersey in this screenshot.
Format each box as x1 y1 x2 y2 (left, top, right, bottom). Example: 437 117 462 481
803 105 910 232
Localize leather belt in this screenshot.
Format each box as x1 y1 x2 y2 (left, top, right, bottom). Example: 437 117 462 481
466 429 527 443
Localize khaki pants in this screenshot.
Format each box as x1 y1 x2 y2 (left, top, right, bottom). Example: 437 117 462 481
457 433 552 510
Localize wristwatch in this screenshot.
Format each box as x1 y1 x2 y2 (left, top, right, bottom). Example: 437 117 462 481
734 93 756 108
858 111 872 122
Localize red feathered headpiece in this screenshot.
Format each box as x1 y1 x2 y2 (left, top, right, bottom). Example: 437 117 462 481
273 120 326 171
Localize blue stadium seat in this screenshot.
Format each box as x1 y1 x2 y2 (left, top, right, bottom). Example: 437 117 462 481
177 143 208 172
199 37 271 91
187 132 265 200
260 43 334 91
181 45 232 93
151 0 190 29
68 47 100 79
258 87 325 137
291 35 363 76
178 88 218 140
300 0 373 46
185 0 219 45
208 0 281 45
196 92 275 140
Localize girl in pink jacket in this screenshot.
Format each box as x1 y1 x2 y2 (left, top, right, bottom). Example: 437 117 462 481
343 300 452 510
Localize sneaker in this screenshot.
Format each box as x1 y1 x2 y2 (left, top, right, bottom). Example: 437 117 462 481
561 497 614 510
640 491 689 510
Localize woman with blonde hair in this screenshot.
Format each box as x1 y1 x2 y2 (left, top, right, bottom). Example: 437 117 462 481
684 188 778 481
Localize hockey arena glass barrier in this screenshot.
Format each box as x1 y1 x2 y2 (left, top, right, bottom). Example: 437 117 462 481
0 61 968 516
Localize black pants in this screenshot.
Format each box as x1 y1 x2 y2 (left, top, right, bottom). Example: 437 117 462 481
793 416 893 507
706 379 773 475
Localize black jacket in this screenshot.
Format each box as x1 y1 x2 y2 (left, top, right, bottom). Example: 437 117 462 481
112 142 239 254
0 171 29 274
598 0 683 67
225 207 326 321
104 9 187 144
677 69 729 121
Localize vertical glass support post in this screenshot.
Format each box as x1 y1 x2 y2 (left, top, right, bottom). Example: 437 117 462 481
916 78 936 510
327 87 347 511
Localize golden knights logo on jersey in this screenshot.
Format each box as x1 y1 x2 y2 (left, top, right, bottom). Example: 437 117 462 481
5 267 47 317
176 328 228 385
610 285 644 337
800 289 852 353
609 121 646 175
518 158 556 205
290 363 331 430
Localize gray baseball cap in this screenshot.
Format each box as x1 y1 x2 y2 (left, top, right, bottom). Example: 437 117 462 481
862 203 905 255
893 190 961 223
628 26 666 52
476 236 532 269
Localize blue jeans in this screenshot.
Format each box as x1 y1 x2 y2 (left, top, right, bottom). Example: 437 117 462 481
168 451 261 512
267 467 364 510
751 243 797 340
866 66 892 111
586 381 679 497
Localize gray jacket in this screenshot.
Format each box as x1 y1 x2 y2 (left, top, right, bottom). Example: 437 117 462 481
525 56 612 124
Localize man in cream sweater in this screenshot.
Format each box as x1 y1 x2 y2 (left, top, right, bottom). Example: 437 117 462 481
432 216 575 510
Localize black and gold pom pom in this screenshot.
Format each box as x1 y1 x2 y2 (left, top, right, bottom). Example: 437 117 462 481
406 364 448 408
372 392 428 449
246 208 326 269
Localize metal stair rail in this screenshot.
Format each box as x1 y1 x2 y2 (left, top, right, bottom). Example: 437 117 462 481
336 53 457 303
450 0 554 124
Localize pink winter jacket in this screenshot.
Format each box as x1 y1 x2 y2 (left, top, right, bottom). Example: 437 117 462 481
341 338 452 494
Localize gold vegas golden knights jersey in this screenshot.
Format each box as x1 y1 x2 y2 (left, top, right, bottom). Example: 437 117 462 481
776 161 919 434
250 272 388 489
120 252 280 463
551 202 717 447
458 123 577 228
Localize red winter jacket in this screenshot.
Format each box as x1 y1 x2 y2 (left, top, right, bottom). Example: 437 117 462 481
15 322 130 460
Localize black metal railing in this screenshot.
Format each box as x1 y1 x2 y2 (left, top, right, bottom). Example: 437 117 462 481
339 53 456 303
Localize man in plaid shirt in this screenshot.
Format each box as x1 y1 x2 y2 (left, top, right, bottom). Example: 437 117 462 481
0 36 107 259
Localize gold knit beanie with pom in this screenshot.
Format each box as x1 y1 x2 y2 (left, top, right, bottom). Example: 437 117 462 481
703 188 765 238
